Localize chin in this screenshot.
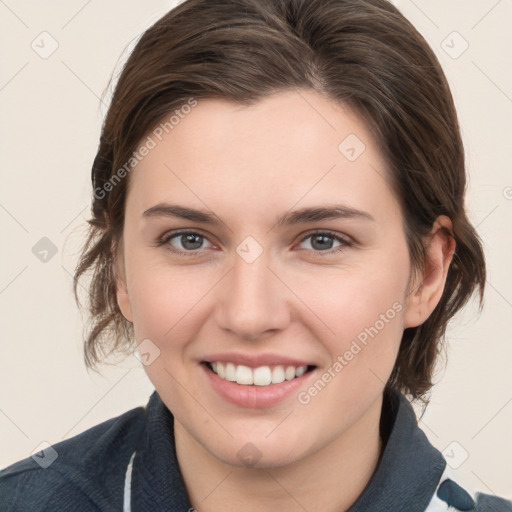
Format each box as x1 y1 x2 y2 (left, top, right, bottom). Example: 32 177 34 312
203 432 311 470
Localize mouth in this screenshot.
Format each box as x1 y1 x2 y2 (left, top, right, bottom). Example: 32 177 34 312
203 361 317 387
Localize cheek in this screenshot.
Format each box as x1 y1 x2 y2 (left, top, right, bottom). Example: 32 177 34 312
125 260 215 405
290 270 407 427
125 253 215 347
296 251 409 381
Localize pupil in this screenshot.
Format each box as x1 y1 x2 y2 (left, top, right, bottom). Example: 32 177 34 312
312 234 332 251
183 233 202 250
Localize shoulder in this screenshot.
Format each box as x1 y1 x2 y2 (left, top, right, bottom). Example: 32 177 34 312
475 492 512 511
425 468 512 511
0 402 147 512
389 390 511 511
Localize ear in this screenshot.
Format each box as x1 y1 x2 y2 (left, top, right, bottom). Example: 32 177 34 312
114 239 134 323
404 215 456 328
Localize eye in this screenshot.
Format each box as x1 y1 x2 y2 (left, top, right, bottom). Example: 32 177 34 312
158 230 214 254
157 229 351 256
296 231 351 254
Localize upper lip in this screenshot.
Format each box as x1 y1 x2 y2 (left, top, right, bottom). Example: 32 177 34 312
202 352 316 368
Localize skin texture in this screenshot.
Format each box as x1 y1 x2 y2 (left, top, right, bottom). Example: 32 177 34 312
116 89 455 512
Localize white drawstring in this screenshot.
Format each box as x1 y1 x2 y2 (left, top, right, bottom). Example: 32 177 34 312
123 451 136 512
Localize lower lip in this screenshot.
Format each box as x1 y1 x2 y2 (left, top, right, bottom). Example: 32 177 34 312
202 363 315 408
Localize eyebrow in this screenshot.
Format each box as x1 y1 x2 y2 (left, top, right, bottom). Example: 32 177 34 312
142 203 375 226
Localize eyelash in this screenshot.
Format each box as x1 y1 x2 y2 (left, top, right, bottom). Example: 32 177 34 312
156 229 352 257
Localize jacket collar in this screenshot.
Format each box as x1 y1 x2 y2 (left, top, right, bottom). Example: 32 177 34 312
130 388 445 511
347 387 446 511
130 392 191 511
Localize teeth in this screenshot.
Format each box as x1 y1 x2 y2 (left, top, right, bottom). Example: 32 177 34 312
216 361 226 379
285 366 296 380
225 362 236 382
209 362 309 386
272 366 285 384
235 365 253 385
295 366 306 377
253 366 272 386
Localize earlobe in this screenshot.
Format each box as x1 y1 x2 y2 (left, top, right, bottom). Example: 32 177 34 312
403 216 456 328
403 276 426 329
114 246 134 323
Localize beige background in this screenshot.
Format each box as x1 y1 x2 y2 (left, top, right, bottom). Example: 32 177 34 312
1 0 511 497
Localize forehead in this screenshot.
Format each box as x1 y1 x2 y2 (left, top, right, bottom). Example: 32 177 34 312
126 89 398 225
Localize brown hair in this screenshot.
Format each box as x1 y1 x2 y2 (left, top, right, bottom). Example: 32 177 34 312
74 0 485 402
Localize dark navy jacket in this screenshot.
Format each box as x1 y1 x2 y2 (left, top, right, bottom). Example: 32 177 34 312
1 388 511 511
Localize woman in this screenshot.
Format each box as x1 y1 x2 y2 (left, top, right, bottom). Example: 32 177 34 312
1 0 511 510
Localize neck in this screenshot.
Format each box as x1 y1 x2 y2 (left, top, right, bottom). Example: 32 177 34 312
175 394 384 512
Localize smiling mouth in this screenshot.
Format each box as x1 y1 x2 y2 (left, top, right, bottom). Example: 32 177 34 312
204 361 316 386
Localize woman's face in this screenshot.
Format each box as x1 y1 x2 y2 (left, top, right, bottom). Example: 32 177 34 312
117 89 417 468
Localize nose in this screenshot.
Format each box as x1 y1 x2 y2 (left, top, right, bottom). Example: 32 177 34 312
214 247 291 342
